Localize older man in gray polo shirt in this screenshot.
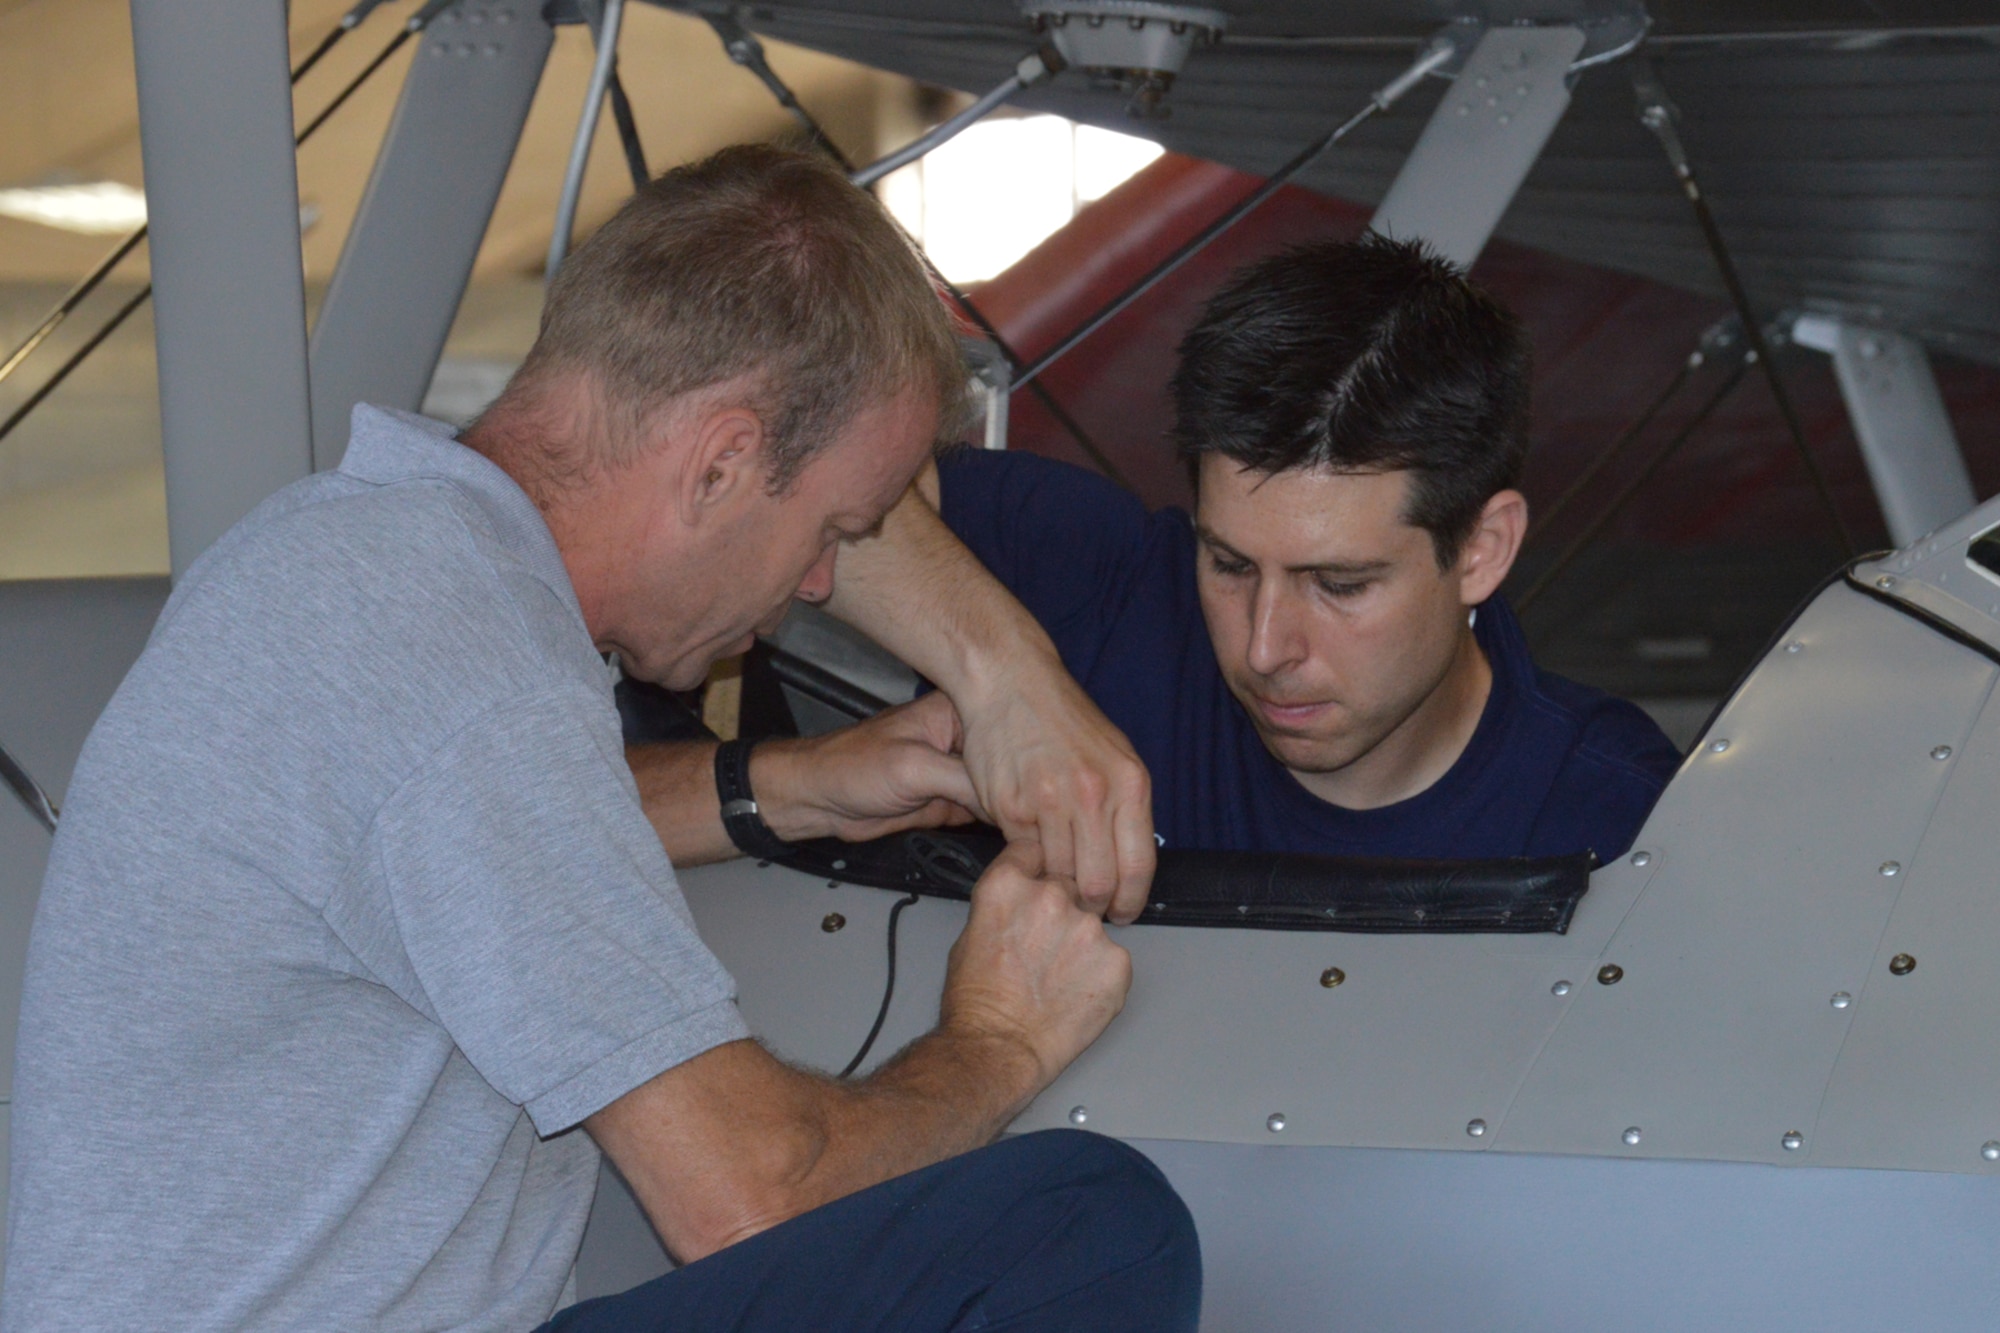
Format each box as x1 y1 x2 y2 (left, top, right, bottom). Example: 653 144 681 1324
2 147 1195 1331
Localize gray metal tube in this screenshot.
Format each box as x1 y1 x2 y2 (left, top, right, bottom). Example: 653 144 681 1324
849 71 1026 189
547 0 626 280
130 0 314 578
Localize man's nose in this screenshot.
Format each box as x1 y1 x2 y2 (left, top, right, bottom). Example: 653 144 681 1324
1245 581 1306 677
794 544 838 605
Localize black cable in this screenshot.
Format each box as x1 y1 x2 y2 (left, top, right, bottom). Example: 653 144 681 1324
839 891 922 1078
0 738 59 834
605 67 650 189
1633 61 1855 558
1517 352 1755 613
697 13 1131 489
1526 353 1701 548
0 15 417 453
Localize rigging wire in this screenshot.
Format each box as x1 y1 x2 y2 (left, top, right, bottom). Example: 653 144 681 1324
0 5 432 455
698 13 1131 488
848 50 1057 189
1516 350 1756 614
1632 59 1856 558
0 0 382 398
838 891 922 1079
0 738 59 835
1010 35 1459 392
605 70 650 190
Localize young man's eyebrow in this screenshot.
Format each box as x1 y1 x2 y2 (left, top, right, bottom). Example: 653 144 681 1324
1194 526 1389 577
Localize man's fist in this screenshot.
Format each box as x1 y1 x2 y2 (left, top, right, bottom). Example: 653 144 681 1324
938 841 1132 1092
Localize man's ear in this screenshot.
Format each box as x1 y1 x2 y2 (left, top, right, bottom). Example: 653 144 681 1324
1456 488 1528 606
676 405 768 527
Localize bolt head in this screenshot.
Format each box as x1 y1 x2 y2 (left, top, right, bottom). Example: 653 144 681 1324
1708 738 1731 754
1466 1118 1488 1138
1782 1131 1804 1151
1319 966 1346 989
1068 1105 1088 1126
1877 574 1896 590
1880 861 1902 877
1552 980 1572 997
1890 953 1917 976
1784 641 1804 654
1983 1141 2000 1162
1266 1112 1287 1133
1630 850 1653 867
820 913 846 933
1597 964 1625 986
1831 991 1852 1010
1932 745 1953 761
1622 1126 1643 1146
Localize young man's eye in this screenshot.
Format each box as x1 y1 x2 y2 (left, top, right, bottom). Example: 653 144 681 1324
1316 576 1370 598
1208 554 1253 578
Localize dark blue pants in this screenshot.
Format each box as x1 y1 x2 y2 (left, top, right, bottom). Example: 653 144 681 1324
544 1130 1202 1332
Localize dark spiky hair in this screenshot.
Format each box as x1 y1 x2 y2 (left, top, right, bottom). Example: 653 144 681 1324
1170 234 1531 566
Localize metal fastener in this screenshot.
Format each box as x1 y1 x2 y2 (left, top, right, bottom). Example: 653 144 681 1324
1708 739 1730 754
1622 1126 1643 1146
1630 850 1653 868
1880 861 1902 877
1319 967 1346 989
831 858 848 871
1466 1118 1488 1138
1890 953 1917 975
1552 980 1572 997
821 913 846 933
1784 641 1804 654
1831 992 1852 1010
1597 964 1625 985
1782 1130 1804 1151
1266 1113 1287 1133
1982 1141 2000 1162
1932 745 1953 761
1068 1105 1089 1126
1877 574 1896 590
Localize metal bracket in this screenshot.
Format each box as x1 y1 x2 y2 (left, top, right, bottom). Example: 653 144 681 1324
962 336 1011 451
1792 314 1975 547
1369 23 1589 268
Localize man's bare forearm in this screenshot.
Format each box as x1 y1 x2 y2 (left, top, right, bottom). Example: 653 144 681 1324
826 463 1065 708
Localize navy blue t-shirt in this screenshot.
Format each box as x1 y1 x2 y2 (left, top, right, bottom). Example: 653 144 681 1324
937 448 1683 862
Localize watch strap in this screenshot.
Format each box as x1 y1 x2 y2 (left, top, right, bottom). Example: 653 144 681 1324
714 739 795 861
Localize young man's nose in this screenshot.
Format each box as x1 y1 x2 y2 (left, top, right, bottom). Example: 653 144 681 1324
1245 582 1308 677
794 544 839 604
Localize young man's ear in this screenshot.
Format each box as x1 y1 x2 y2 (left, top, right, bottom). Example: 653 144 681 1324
676 406 768 527
1456 489 1528 607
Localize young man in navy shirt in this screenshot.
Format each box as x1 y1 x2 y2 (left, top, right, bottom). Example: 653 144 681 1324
928 235 1682 862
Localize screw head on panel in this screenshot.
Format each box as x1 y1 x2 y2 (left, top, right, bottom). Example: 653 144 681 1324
820 913 846 933
1630 850 1653 867
1068 1105 1089 1126
1784 641 1803 654
1707 739 1730 754
1466 1119 1488 1138
1880 861 1902 877
1552 980 1572 997
1890 953 1917 976
1932 745 1953 761
1782 1131 1804 1151
1597 964 1624 985
1830 992 1852 1010
1320 967 1346 989
1876 574 1896 590
1622 1126 1643 1146
1266 1113 1287 1133
1982 1141 2000 1162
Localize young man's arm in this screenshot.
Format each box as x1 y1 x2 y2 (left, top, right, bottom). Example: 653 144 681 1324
824 463 1155 923
586 840 1129 1262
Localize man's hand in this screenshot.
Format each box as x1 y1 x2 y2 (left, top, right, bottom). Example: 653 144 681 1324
941 839 1133 1083
753 692 986 844
586 840 1132 1264
952 660 1155 925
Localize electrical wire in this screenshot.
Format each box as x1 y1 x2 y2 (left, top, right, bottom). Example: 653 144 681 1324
838 891 922 1078
1010 35 1459 392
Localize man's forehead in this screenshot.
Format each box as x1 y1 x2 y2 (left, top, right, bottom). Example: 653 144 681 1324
1196 458 1418 532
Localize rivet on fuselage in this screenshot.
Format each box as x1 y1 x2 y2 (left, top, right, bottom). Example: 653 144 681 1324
1597 964 1624 985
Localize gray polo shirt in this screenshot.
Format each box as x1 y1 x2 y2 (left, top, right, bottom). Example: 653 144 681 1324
2 407 748 1331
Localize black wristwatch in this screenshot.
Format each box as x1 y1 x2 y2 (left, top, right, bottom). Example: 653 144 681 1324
714 739 795 861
